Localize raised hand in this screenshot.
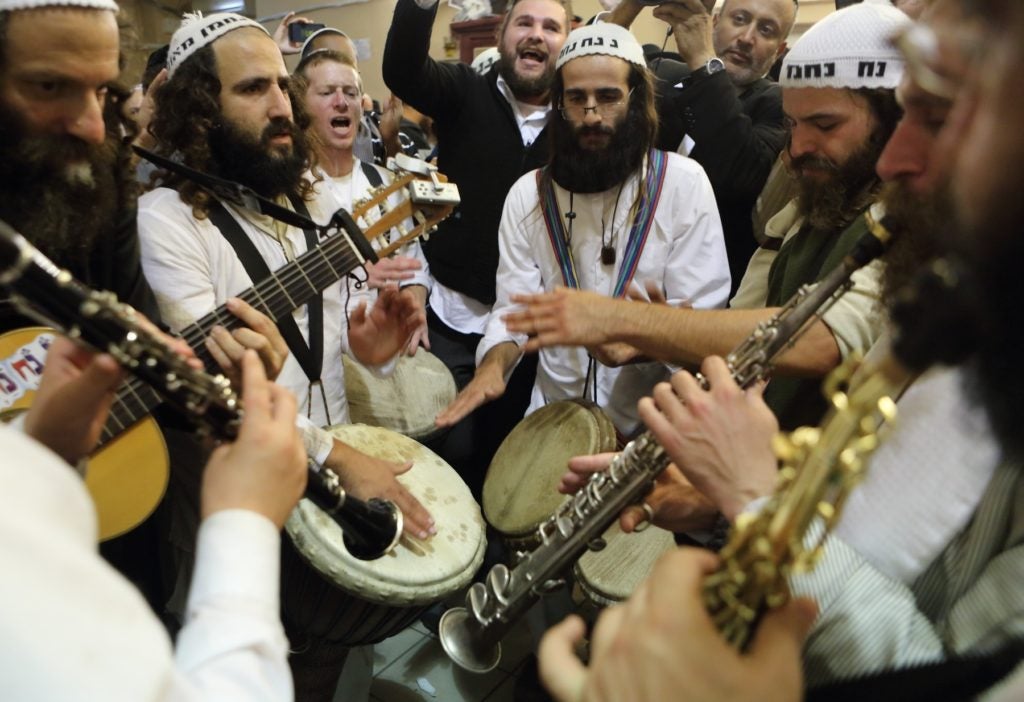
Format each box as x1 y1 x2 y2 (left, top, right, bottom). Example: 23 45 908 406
348 285 425 365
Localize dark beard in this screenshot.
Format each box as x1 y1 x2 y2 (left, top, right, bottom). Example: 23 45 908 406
948 187 1024 460
0 98 121 265
793 136 885 232
497 41 555 100
879 180 950 304
209 117 309 199
549 106 649 194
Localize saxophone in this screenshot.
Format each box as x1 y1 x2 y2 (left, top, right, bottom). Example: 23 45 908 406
438 204 895 673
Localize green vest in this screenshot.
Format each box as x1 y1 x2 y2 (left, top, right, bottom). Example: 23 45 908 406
762 213 871 430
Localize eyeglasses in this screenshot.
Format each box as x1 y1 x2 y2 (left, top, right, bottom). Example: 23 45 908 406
559 89 633 120
891 23 984 100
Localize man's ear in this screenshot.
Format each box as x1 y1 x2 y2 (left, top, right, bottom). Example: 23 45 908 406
774 40 789 62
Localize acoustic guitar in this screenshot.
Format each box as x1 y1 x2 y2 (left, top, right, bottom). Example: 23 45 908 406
0 160 459 540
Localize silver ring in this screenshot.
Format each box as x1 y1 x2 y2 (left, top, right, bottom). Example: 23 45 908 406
633 502 655 532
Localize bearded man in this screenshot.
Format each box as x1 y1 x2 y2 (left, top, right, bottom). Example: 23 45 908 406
381 0 572 496
437 23 730 438
0 2 156 330
506 1 909 430
136 14 433 700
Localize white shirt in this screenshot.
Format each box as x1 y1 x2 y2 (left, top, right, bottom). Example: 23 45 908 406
478 153 732 435
0 425 289 702
137 183 382 464
835 365 998 583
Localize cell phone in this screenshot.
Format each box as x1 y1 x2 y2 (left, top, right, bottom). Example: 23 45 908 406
289 21 326 44
636 0 714 8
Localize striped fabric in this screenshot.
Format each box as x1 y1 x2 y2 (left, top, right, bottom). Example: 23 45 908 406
793 457 1024 688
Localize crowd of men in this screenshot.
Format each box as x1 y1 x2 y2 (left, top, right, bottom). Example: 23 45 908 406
0 0 1021 700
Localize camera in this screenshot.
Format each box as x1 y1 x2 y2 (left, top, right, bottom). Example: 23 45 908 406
288 21 326 44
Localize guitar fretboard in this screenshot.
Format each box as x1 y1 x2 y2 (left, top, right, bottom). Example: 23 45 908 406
100 225 364 444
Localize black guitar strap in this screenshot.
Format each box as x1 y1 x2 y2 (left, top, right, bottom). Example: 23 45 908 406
207 199 324 383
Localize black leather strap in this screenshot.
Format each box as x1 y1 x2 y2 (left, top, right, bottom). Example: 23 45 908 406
208 201 324 383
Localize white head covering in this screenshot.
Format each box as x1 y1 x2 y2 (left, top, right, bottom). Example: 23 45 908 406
0 0 117 11
471 46 500 75
299 27 349 62
781 0 911 90
167 12 268 78
555 23 646 72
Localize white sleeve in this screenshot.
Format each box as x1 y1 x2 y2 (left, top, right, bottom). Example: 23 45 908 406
475 178 539 369
171 509 292 701
661 160 732 311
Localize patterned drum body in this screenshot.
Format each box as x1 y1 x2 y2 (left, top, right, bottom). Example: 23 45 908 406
283 424 486 646
574 523 676 608
343 351 457 441
482 399 617 552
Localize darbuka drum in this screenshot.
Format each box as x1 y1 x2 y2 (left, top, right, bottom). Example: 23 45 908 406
283 424 486 646
343 351 456 441
574 522 676 609
482 400 616 552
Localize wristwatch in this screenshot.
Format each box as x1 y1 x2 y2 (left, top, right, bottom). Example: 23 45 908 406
688 57 726 85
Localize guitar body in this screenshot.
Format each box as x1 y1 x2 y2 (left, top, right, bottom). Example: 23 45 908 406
0 327 169 541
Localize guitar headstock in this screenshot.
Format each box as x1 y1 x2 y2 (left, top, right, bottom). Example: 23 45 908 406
350 155 460 258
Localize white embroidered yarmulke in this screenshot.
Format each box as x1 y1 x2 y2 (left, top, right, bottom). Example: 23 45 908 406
781 0 912 90
555 22 645 71
0 0 118 11
167 11 268 78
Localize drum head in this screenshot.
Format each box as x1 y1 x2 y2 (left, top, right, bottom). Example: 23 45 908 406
343 351 457 440
482 399 616 538
574 523 676 606
286 424 486 606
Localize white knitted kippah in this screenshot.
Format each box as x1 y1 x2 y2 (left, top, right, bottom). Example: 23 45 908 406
0 0 117 12
299 27 349 63
167 12 268 78
555 23 645 71
781 0 911 90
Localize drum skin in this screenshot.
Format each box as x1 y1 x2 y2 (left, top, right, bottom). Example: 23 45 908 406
283 424 486 646
482 400 616 550
574 522 676 608
342 352 457 441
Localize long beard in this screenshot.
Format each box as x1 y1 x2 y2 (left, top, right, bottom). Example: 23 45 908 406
878 180 950 304
0 99 121 265
549 107 649 193
793 136 885 232
209 117 310 199
948 181 1024 460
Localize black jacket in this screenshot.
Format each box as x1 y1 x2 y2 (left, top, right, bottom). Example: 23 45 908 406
657 71 787 292
383 0 550 305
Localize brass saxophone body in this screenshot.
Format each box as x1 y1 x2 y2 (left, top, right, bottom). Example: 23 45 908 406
438 205 894 673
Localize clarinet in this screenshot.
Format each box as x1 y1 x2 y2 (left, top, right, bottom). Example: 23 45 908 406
0 221 401 561
438 204 895 672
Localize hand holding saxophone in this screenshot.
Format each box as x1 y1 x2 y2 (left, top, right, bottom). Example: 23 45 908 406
538 547 816 702
638 356 780 522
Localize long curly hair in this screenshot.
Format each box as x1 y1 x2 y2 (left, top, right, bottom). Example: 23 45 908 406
148 42 317 219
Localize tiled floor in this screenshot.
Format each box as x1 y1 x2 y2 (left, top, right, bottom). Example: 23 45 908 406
334 613 538 702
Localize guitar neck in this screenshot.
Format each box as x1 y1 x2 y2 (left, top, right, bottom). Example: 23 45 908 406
101 228 364 442
98 167 458 446
179 230 364 369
